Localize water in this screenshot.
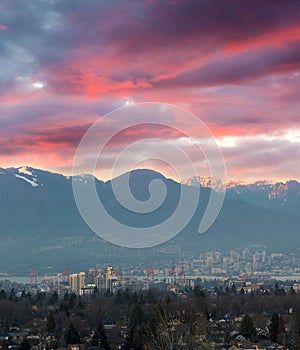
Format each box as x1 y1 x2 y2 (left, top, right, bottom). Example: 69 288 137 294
0 274 299 285
0 276 42 284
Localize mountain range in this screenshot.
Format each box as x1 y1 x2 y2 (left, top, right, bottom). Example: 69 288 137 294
182 176 300 214
0 166 299 274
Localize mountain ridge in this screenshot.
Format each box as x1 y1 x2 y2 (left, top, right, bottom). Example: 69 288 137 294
0 166 299 273
181 175 300 214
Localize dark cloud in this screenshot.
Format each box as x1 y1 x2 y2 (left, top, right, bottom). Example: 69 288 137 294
154 41 300 88
60 0 300 53
1 0 300 93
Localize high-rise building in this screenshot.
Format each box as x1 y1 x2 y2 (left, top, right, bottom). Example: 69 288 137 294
105 265 118 293
69 272 86 295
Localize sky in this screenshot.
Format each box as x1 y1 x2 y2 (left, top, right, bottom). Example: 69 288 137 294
1 0 300 182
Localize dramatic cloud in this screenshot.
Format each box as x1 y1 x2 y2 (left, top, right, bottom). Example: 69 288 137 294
0 0 300 180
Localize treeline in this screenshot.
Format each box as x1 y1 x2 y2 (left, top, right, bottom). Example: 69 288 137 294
0 286 300 349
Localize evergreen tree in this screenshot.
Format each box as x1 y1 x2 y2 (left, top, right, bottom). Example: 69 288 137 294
65 322 80 344
194 285 205 298
9 288 16 301
59 302 70 316
68 293 76 310
240 315 256 339
274 283 285 296
123 288 131 302
93 286 99 296
91 324 110 350
48 291 59 305
269 313 279 343
278 315 285 335
278 315 286 345
114 290 123 304
291 314 300 349
131 304 145 328
26 292 32 302
20 339 31 350
46 311 56 333
130 291 138 305
36 292 46 308
1 340 8 350
124 326 135 350
146 289 156 304
0 289 6 299
225 286 231 294
74 301 85 319
231 283 237 294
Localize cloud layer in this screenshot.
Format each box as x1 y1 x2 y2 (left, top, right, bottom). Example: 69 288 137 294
1 0 300 180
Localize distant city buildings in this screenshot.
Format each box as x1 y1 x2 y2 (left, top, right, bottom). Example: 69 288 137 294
1 245 300 297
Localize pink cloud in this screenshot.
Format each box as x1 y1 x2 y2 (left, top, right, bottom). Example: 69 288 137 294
1 0 300 181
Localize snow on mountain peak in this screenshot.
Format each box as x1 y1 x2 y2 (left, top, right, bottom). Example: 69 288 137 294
18 166 33 176
15 174 39 187
15 167 39 187
181 176 279 193
181 176 247 192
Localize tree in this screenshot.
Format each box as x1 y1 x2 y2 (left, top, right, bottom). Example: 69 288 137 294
1 340 8 350
225 286 231 294
131 304 145 328
269 313 279 343
141 304 175 350
74 301 85 319
291 314 300 349
65 322 80 344
68 293 76 310
26 292 32 302
0 289 6 299
278 315 285 335
59 302 70 316
130 291 138 305
114 290 123 304
194 285 205 298
146 289 157 304
277 315 286 345
48 291 59 305
9 288 16 301
240 315 256 339
46 310 56 333
274 283 285 296
91 324 110 350
124 326 135 350
231 283 237 294
20 339 31 350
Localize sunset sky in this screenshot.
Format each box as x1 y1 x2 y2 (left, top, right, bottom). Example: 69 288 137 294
1 0 300 181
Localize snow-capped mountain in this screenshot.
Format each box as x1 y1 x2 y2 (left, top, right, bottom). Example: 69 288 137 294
181 176 300 212
0 166 299 273
181 176 276 192
13 166 40 187
181 176 250 192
